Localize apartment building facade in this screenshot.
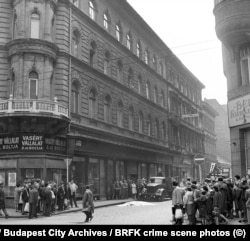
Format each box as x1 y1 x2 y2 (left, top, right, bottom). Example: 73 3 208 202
0 0 205 198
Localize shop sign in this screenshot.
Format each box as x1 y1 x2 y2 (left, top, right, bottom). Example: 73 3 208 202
228 94 250 127
0 134 66 154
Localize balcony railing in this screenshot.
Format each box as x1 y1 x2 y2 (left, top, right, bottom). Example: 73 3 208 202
0 97 68 118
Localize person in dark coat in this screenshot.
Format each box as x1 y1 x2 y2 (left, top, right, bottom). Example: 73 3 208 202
57 182 65 211
28 183 39 219
21 183 30 215
43 185 52 216
0 182 9 218
213 185 229 225
82 185 94 223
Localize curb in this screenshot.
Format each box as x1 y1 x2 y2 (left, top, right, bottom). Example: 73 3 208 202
0 200 131 219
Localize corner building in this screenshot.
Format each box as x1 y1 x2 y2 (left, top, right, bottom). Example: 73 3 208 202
214 0 250 177
0 0 204 199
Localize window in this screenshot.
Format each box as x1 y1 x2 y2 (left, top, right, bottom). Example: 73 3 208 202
161 122 166 140
152 56 157 70
145 50 149 64
139 112 144 134
13 13 17 39
103 12 109 31
241 58 250 85
51 18 55 41
153 86 157 104
104 95 111 123
104 51 111 75
117 61 123 83
126 33 132 50
29 71 38 99
159 62 163 76
128 107 134 131
146 81 150 99
128 68 133 88
117 101 123 127
71 81 80 114
31 12 40 39
72 30 80 57
116 24 122 42
147 116 151 136
90 41 97 67
160 91 164 107
136 42 142 58
89 89 96 118
138 75 143 95
72 0 79 7
11 72 15 98
155 119 159 139
89 1 95 20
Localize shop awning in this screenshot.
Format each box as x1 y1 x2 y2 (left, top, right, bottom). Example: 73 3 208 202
0 159 17 168
19 158 44 168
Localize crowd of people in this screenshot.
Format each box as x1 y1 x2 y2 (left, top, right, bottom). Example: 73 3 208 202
0 179 79 219
171 174 250 225
108 178 148 200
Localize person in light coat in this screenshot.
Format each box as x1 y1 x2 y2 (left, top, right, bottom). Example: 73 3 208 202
82 185 94 223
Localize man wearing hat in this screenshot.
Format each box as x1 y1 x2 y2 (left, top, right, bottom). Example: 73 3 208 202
0 182 9 218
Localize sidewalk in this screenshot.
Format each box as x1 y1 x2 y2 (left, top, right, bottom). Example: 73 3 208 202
0 198 134 219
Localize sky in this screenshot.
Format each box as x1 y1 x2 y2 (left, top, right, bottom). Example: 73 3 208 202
127 0 227 105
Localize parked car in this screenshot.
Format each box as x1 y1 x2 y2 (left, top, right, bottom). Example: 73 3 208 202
142 176 172 201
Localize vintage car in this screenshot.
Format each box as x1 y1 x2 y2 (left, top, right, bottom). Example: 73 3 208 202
141 176 172 201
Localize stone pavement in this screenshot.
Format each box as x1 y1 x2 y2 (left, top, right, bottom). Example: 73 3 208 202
0 198 134 219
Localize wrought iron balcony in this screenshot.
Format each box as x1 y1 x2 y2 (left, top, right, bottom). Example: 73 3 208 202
0 96 68 118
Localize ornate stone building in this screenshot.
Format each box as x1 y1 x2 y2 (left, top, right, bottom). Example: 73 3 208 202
214 0 250 177
0 0 205 199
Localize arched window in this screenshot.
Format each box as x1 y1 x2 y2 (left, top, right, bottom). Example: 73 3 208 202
128 106 134 131
90 41 97 67
71 81 80 114
29 71 38 99
128 68 133 88
139 111 144 134
138 75 143 95
72 30 80 57
126 33 132 50
104 51 111 75
11 72 15 98
13 13 17 39
103 12 110 31
31 12 40 39
117 61 123 83
145 50 149 64
117 101 123 127
89 89 97 118
147 115 152 136
136 41 142 58
146 81 150 100
153 86 158 104
116 24 122 42
89 1 96 20
104 95 111 123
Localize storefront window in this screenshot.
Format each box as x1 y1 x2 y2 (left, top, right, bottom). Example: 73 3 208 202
107 160 114 195
88 158 100 198
149 164 156 177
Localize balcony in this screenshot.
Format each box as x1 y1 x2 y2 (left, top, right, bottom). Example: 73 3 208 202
0 97 68 119
214 0 250 47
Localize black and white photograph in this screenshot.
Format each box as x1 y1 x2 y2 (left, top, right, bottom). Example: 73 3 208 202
0 0 250 236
